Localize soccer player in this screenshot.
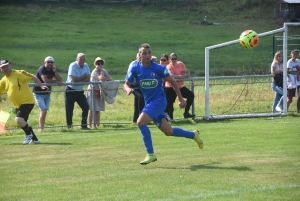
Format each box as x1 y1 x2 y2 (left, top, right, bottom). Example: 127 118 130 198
124 43 203 165
0 59 48 144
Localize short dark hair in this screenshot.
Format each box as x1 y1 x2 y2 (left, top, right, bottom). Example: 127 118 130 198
139 43 151 52
160 54 169 60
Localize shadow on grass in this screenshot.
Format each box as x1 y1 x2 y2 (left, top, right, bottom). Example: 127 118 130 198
5 142 73 145
189 163 252 171
169 118 233 125
159 162 252 171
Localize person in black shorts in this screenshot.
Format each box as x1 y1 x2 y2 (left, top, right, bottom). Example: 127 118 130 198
0 59 48 144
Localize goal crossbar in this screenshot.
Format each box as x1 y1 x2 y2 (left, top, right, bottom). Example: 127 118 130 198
204 22 300 120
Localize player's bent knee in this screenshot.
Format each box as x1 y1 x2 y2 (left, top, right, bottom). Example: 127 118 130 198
15 117 26 126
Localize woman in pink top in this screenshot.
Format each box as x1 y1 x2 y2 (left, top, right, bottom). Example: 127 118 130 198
165 53 195 119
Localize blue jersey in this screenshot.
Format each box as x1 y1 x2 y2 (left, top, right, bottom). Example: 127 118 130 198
126 61 170 105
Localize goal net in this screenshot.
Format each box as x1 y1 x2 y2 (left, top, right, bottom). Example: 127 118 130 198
204 22 300 120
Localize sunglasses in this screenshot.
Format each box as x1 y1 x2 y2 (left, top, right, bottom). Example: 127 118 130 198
171 58 177 60
47 61 54 64
96 61 104 65
160 59 167 61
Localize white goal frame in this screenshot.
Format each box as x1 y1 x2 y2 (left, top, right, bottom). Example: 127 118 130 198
204 22 300 120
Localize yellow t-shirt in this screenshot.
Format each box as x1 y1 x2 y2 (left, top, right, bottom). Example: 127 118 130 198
0 70 35 108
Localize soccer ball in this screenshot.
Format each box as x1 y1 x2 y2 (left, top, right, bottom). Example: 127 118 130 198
239 30 259 49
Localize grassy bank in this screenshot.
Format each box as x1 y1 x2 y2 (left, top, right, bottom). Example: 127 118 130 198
0 0 294 79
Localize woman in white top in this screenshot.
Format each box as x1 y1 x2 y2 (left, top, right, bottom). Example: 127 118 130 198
87 57 112 128
286 49 300 111
270 51 284 113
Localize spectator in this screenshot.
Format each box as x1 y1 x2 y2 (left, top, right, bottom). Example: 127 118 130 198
87 57 112 128
159 54 169 67
65 53 90 130
270 51 284 113
165 53 195 119
151 56 157 62
286 49 300 111
33 56 63 132
124 43 203 165
160 54 172 120
0 59 48 144
127 53 144 123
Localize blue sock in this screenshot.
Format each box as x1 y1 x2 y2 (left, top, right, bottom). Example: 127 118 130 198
139 124 154 154
172 127 194 139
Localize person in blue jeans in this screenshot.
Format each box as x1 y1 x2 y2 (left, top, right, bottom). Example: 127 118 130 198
271 51 284 113
33 56 63 132
124 43 203 165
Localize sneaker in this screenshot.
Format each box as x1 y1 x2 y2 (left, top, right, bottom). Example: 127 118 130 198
23 134 33 145
31 139 40 144
193 130 203 149
184 113 195 118
276 105 283 112
81 127 91 130
140 154 157 165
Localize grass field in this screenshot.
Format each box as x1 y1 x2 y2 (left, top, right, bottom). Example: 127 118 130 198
0 2 300 200
1 117 299 200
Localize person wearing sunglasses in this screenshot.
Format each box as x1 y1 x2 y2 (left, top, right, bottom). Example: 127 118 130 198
159 54 169 67
65 53 91 130
165 53 195 119
86 57 112 128
33 56 63 132
160 54 172 120
0 59 48 144
124 43 203 165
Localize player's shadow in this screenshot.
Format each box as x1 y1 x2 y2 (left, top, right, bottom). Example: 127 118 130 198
6 142 73 145
159 162 252 171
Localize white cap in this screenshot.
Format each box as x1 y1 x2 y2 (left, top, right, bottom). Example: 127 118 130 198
44 56 54 62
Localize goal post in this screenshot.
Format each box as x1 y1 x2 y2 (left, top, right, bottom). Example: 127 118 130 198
204 22 300 120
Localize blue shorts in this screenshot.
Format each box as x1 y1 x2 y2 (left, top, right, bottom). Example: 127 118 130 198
142 98 167 128
33 93 51 111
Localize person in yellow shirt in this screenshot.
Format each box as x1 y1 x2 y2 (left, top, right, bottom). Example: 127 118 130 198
0 59 48 144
